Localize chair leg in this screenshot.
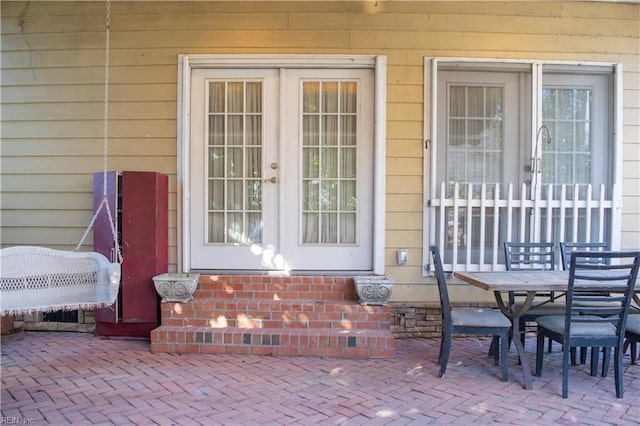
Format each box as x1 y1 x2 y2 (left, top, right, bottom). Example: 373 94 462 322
590 347 599 377
500 333 509 382
438 333 452 378
437 331 445 366
570 347 586 365
488 336 497 358
547 336 553 353
614 346 623 398
631 341 638 364
515 320 526 365
602 347 611 378
535 331 545 377
492 336 500 366
562 343 570 399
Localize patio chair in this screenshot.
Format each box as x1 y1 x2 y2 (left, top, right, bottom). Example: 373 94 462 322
504 242 565 352
560 242 610 364
560 242 608 270
560 242 640 365
534 250 640 398
430 246 511 382
625 314 640 364
560 242 640 313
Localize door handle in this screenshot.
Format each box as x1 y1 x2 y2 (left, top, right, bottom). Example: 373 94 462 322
264 176 278 183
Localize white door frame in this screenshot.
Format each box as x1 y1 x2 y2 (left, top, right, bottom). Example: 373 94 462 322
177 54 387 274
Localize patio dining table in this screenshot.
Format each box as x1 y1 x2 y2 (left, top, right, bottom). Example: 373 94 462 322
452 270 640 390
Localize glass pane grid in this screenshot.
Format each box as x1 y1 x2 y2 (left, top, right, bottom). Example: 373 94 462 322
206 80 263 245
447 85 503 190
302 81 358 245
542 87 592 185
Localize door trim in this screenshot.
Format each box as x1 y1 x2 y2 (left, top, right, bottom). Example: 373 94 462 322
177 55 387 274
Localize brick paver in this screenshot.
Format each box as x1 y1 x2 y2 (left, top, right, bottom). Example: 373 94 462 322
1 332 639 425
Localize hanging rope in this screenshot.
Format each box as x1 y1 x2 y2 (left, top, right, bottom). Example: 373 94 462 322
75 0 121 264
102 0 111 199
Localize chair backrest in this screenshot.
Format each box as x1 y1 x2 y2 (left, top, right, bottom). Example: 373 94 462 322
430 246 452 329
566 251 640 338
560 242 609 271
504 242 556 271
504 242 556 303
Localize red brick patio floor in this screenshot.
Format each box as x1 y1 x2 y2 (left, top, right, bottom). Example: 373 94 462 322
1 331 638 425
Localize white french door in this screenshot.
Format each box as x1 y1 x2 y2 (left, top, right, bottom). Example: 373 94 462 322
282 69 374 271
188 67 374 271
189 69 280 270
426 59 617 272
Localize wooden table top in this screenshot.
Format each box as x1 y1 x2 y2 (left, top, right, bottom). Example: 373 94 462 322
454 270 640 292
453 270 570 292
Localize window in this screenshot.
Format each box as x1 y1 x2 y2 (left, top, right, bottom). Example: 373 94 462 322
425 59 621 273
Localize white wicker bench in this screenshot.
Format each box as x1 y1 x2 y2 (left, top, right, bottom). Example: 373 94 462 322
0 246 121 316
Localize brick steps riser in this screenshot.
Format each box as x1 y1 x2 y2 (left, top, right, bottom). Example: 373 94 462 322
194 275 358 301
150 326 395 358
153 275 395 359
194 290 357 301
159 300 390 330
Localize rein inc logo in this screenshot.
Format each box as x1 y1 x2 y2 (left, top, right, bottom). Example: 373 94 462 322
1 418 34 425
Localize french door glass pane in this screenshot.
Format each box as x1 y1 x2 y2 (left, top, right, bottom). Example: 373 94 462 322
207 80 263 244
447 85 504 197
542 87 593 185
208 116 224 145
303 116 320 145
302 81 358 244
341 82 357 113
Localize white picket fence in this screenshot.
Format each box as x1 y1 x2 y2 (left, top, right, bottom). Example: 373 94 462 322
427 182 621 272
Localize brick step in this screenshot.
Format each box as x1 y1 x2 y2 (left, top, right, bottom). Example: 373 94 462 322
193 275 358 302
150 325 395 358
160 299 391 330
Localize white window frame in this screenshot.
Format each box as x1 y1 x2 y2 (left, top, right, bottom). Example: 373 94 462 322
177 55 387 274
422 57 623 275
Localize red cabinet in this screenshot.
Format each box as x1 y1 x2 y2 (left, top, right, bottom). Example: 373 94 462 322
93 171 168 338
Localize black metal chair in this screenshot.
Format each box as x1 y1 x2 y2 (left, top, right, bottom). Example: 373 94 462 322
560 242 639 314
560 242 608 270
534 251 640 398
560 242 640 365
560 242 610 364
504 242 565 352
430 246 511 381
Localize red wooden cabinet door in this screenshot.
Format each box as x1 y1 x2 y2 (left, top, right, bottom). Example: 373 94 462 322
120 171 168 323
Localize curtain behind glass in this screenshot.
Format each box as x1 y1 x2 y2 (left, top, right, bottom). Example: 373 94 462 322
447 85 503 198
302 81 357 245
207 81 263 244
542 87 592 187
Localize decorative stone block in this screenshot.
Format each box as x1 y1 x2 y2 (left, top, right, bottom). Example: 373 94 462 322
152 273 200 303
353 276 394 306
